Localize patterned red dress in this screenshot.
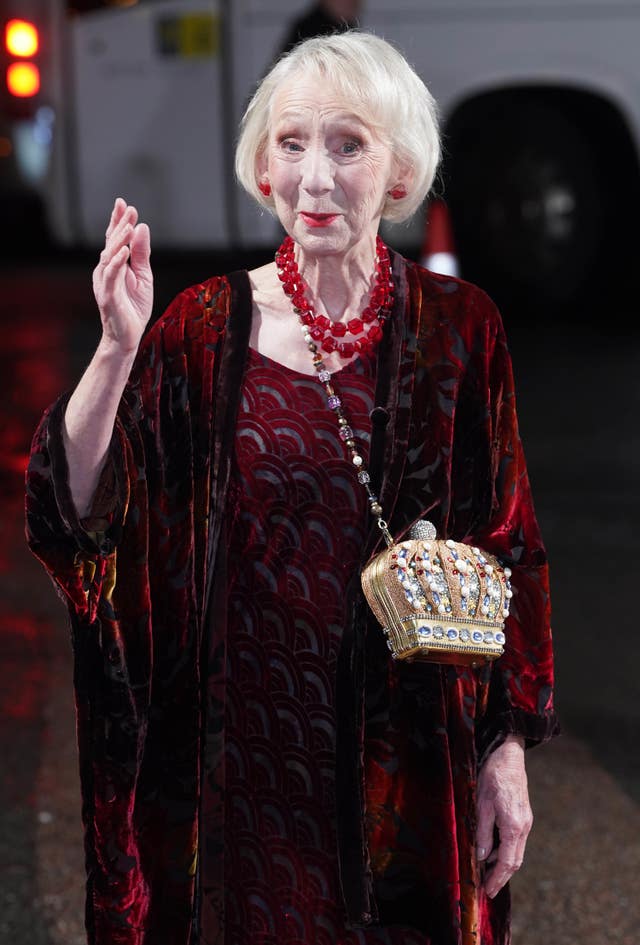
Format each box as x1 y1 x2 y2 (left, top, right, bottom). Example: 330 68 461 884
221 346 424 944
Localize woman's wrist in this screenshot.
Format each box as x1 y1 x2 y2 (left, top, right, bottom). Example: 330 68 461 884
502 734 526 749
97 332 140 363
494 734 526 756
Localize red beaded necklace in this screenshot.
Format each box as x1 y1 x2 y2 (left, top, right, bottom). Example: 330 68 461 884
275 235 394 358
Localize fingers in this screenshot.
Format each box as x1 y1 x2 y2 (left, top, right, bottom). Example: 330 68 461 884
97 217 133 275
105 196 125 240
100 244 130 300
476 796 496 864
93 198 152 314
103 243 129 276
482 805 533 899
483 830 522 899
93 229 131 305
105 196 135 241
94 202 143 305
99 199 138 270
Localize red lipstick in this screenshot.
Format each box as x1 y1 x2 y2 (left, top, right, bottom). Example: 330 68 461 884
299 212 339 228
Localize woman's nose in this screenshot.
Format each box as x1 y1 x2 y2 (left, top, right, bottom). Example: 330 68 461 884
300 147 334 194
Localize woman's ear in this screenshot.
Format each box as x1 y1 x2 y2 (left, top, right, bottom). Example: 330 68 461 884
256 148 268 184
389 156 415 197
255 151 273 198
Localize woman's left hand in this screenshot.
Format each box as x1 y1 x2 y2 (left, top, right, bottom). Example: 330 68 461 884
476 734 533 898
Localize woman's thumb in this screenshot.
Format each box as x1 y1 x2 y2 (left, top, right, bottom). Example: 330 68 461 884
129 223 151 271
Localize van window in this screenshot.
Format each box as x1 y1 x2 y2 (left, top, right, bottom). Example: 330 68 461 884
68 0 168 13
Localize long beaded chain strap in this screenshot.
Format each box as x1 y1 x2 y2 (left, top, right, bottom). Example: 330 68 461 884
275 235 395 546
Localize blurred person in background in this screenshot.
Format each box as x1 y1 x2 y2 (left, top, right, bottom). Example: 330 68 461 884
26 32 557 945
279 1 362 55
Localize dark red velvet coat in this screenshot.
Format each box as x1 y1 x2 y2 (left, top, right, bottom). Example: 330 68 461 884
25 255 558 945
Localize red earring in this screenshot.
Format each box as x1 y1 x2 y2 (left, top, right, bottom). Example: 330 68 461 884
388 186 407 200
258 180 271 197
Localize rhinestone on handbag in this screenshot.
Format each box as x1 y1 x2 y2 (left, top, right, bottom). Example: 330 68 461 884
409 520 437 541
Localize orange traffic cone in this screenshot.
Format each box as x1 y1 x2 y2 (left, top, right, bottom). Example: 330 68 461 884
420 198 460 277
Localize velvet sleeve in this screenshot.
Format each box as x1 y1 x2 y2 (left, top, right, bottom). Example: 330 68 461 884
25 383 137 624
452 295 560 762
24 277 215 625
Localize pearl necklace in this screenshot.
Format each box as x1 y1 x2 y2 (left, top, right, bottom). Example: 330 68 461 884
275 235 395 543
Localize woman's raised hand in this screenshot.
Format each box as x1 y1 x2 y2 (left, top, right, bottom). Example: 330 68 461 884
92 197 153 355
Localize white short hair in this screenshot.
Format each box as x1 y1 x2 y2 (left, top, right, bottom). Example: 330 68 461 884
235 31 441 223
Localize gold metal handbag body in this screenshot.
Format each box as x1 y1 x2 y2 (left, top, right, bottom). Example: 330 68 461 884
361 520 512 665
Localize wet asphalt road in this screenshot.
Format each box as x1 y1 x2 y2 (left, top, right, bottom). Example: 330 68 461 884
0 248 638 944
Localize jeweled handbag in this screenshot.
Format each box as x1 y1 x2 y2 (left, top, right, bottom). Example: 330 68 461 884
361 519 512 665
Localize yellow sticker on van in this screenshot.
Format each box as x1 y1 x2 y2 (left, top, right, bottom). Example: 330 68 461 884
156 14 219 58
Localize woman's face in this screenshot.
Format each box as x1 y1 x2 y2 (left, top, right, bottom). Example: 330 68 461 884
260 73 398 259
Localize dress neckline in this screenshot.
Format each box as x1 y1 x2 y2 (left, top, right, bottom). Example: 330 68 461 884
247 344 374 379
239 269 376 379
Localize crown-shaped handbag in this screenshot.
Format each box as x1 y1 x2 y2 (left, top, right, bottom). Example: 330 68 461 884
361 519 512 665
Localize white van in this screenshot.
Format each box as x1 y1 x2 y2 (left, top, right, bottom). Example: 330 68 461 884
8 0 640 306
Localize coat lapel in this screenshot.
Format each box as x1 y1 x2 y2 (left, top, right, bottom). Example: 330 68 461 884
197 271 253 945
361 252 423 563
207 270 253 577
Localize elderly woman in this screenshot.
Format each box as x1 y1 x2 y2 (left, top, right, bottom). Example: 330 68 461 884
26 31 557 945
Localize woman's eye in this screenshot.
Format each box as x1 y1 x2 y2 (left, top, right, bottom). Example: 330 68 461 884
280 139 303 152
340 140 361 155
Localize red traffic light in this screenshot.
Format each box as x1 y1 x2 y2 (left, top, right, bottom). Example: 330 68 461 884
5 20 39 57
7 62 41 97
